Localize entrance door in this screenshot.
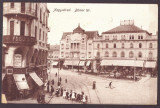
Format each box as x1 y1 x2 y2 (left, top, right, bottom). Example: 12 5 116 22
20 21 25 36
21 2 25 13
10 21 14 36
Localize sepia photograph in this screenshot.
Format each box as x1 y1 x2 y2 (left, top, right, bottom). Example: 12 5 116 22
1 2 158 105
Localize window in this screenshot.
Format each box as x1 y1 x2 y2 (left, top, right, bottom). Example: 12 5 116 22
132 35 134 39
97 44 100 48
149 43 152 48
113 35 117 40
138 52 142 58
121 35 125 40
35 26 37 39
10 21 14 35
105 36 109 40
148 52 153 59
89 43 92 49
66 44 69 49
129 51 134 58
40 9 42 22
61 52 64 57
11 2 14 8
113 52 117 57
106 44 108 48
139 43 142 48
39 29 41 40
105 51 109 57
21 2 25 13
122 43 124 48
138 35 140 39
43 31 44 41
130 43 133 48
141 36 143 39
121 51 125 57
66 38 69 43
61 44 64 49
129 35 132 40
82 38 85 43
114 43 116 48
20 21 25 36
88 52 91 58
77 43 79 49
43 13 45 24
97 52 100 57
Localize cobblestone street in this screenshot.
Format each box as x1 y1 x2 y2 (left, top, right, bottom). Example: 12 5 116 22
8 68 157 105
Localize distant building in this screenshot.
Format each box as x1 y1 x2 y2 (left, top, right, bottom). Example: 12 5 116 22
47 45 60 68
60 24 99 71
60 20 157 75
2 2 50 100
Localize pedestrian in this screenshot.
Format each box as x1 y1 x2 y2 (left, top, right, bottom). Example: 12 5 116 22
50 86 54 96
63 90 66 98
71 91 75 101
60 77 62 82
60 87 63 96
47 81 50 92
55 72 57 77
65 78 67 83
82 95 86 104
108 81 112 88
52 79 54 85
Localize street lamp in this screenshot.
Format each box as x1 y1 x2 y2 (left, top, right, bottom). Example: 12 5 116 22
58 58 60 84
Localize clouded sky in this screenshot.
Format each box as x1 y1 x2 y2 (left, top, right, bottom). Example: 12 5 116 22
47 3 158 45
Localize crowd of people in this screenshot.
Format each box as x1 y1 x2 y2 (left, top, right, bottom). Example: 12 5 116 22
44 72 88 104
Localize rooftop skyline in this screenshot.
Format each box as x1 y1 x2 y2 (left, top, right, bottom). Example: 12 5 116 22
47 3 158 45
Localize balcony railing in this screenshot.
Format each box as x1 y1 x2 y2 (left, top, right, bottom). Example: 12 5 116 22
3 7 37 19
3 35 36 46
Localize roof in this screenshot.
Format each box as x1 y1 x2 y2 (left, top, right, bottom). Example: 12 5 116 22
61 31 98 40
50 45 60 51
102 25 150 35
73 24 85 33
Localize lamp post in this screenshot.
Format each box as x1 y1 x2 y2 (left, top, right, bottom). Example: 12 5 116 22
58 58 60 84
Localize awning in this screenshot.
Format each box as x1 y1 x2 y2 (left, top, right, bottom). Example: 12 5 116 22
29 72 43 86
64 60 79 66
101 60 145 67
52 61 58 66
145 61 156 68
86 61 91 66
79 61 85 66
2 74 5 80
13 74 29 90
1 94 7 103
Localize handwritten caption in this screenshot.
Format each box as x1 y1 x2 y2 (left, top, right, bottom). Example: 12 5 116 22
53 8 91 12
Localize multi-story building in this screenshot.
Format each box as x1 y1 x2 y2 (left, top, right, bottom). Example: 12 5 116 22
2 2 50 100
60 24 99 71
94 20 157 75
60 21 157 76
47 45 60 68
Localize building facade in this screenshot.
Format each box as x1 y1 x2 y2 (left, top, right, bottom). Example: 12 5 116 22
60 24 99 72
47 45 60 68
60 21 157 76
2 2 50 100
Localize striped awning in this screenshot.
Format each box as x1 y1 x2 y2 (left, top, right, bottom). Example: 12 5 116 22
29 72 43 86
64 60 79 66
86 61 91 66
13 74 29 90
79 61 85 66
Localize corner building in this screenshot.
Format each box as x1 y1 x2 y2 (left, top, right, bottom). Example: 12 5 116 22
2 2 50 100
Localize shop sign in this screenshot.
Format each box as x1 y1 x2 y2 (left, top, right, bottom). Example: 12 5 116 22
14 54 22 67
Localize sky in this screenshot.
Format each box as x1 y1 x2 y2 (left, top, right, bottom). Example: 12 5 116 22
47 3 158 45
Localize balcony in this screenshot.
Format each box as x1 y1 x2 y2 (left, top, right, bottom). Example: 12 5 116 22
70 49 80 53
3 35 36 46
3 7 37 19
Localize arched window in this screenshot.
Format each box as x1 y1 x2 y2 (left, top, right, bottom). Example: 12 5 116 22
97 44 100 48
121 51 125 57
149 52 153 59
138 52 142 58
97 52 100 57
112 51 117 57
106 43 108 48
149 43 152 48
129 51 134 58
139 43 142 48
105 51 109 57
114 43 116 48
130 43 133 48
122 43 124 48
